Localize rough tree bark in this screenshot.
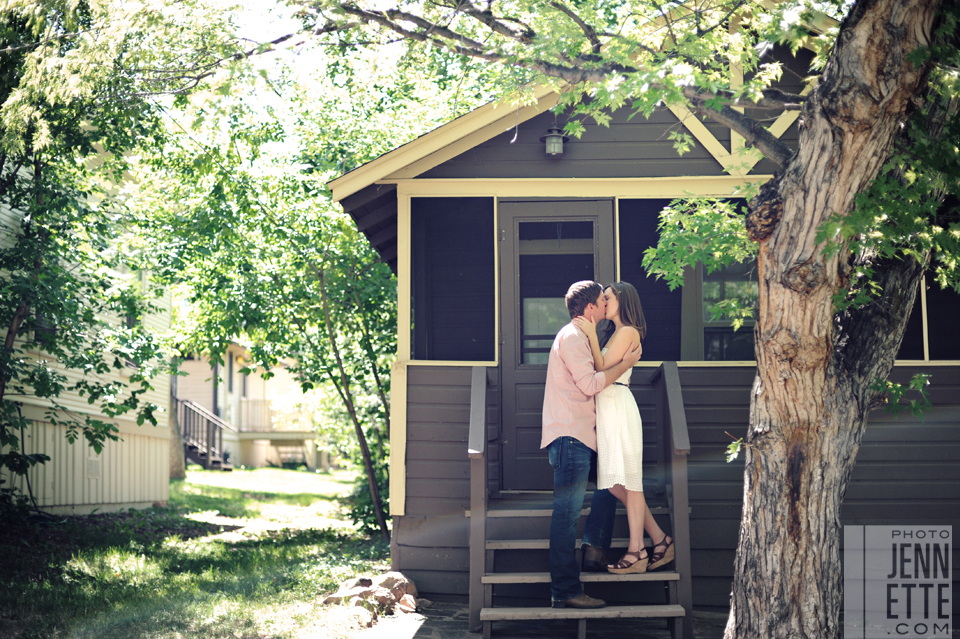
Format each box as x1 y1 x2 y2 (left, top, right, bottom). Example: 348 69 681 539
168 373 186 480
727 1 942 637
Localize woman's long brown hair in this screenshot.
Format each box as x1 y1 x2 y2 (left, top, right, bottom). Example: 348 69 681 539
607 281 647 342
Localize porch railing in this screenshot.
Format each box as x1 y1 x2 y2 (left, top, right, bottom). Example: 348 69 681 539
177 399 237 470
657 361 694 639
467 366 488 632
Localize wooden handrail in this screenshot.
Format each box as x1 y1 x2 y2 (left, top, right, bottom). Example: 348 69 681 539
467 365 488 633
178 398 238 433
467 366 487 458
661 361 690 455
660 361 694 639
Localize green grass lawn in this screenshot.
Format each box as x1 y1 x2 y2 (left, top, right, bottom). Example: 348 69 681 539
0 467 388 639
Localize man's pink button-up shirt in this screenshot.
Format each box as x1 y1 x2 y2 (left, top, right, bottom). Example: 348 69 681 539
540 322 608 452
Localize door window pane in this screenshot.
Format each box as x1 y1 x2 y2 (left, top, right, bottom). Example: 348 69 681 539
518 220 594 365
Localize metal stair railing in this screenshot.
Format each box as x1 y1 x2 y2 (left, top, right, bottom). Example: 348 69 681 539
177 398 238 469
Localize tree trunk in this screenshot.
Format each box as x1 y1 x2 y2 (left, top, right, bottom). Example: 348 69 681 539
169 371 186 480
726 1 941 637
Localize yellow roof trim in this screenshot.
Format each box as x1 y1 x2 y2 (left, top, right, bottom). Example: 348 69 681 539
329 85 560 202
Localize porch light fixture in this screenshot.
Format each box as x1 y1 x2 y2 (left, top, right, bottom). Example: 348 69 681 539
540 127 569 156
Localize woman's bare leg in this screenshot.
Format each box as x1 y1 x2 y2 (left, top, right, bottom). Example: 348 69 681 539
617 487 667 551
605 485 669 567
624 489 645 553
608 484 627 504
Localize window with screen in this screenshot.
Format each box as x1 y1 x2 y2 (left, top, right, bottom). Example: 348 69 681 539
411 197 495 361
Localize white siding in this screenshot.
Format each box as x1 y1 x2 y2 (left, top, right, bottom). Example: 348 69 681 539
0 202 20 249
3 200 173 511
6 412 169 513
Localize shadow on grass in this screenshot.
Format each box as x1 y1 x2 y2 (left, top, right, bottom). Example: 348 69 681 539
170 480 340 520
2 522 387 639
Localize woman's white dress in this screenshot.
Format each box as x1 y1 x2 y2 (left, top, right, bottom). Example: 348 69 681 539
596 349 643 492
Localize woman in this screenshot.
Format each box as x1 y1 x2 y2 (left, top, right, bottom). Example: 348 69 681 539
574 282 674 574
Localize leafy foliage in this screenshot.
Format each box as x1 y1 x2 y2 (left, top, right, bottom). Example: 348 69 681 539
127 42 501 532
0 1 188 515
641 197 757 290
816 103 960 311
870 374 934 417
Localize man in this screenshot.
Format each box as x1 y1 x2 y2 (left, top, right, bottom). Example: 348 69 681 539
542 280 642 609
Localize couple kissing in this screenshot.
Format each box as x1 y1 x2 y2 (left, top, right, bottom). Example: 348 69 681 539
541 280 675 609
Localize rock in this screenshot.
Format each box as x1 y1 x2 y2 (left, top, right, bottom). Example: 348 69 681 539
323 571 420 619
350 596 378 614
397 593 418 613
375 571 418 599
372 587 394 606
352 607 376 628
417 598 433 609
322 585 373 605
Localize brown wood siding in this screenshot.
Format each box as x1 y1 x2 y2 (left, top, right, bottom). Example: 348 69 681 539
421 107 728 179
681 365 960 612
398 365 499 593
396 364 960 605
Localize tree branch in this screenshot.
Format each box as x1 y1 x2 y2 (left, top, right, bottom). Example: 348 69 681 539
548 1 601 53
448 1 537 43
335 4 495 60
687 93 795 167
0 30 89 55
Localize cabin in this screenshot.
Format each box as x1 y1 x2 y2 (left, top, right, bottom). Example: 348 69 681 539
175 344 324 471
329 44 960 639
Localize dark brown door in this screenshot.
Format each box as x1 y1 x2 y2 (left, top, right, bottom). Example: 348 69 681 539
499 200 615 491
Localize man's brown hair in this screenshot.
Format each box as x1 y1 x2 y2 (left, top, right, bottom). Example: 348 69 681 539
565 281 603 319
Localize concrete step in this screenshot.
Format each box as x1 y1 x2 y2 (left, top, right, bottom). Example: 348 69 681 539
483 571 680 584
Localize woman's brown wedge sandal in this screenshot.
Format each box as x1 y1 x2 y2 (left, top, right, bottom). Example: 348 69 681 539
648 536 675 571
607 550 649 574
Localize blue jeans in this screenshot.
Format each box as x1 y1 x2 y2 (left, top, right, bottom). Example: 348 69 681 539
547 436 618 602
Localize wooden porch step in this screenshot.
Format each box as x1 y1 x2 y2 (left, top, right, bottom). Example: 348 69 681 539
480 604 685 621
483 571 680 584
486 537 646 549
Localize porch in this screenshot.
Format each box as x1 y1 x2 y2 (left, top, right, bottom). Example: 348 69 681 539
465 363 693 639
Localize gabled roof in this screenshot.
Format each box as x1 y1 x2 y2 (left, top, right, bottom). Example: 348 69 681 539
329 86 560 202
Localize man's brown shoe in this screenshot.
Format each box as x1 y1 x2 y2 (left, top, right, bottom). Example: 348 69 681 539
581 544 607 572
552 593 606 609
